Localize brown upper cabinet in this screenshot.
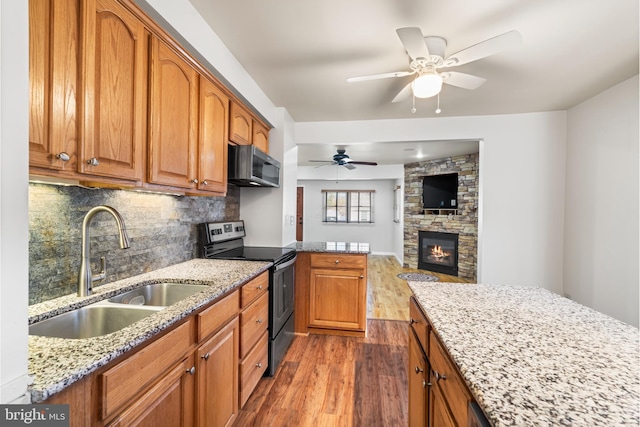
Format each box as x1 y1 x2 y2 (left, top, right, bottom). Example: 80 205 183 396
79 0 147 182
197 76 229 194
29 0 79 173
252 119 269 153
147 35 199 190
229 101 252 146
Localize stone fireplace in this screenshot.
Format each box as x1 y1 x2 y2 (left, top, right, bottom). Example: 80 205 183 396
418 231 459 276
404 153 478 281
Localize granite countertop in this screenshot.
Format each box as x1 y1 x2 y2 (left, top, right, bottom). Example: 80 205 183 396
28 258 271 403
292 241 370 254
408 282 640 427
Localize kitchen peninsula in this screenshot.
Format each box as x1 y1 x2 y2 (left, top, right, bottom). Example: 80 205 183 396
409 281 640 426
293 242 370 337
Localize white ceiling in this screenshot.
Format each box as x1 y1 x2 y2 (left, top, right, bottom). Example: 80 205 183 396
187 0 638 166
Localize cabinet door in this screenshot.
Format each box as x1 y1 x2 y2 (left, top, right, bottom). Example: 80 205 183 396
148 36 199 189
228 101 252 145
29 0 78 171
252 120 269 153
107 355 195 427
79 0 146 181
309 267 366 331
198 76 228 194
409 329 428 427
430 382 456 427
196 317 239 427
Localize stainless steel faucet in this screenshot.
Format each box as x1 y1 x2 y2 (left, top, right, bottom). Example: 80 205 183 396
78 206 130 297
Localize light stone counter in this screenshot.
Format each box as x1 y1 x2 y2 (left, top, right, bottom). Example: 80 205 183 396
28 259 271 402
409 281 640 427
292 241 370 254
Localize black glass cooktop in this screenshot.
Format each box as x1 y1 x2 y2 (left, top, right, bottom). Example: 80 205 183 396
211 246 295 263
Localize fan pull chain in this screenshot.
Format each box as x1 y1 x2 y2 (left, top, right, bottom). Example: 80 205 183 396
411 94 417 114
435 93 442 114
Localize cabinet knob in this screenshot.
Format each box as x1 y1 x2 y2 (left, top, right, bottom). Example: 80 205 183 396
56 152 70 162
255 363 262 368
335 260 340 264
257 285 263 290
359 275 364 279
414 366 424 374
190 178 199 184
187 366 196 375
433 370 446 382
256 318 263 324
201 353 210 360
201 180 208 185
410 318 418 325
423 380 431 389
87 157 99 166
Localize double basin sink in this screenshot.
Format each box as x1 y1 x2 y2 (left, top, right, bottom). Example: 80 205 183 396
29 283 209 340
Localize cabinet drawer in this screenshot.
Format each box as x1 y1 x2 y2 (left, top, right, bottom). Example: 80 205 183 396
239 330 268 407
198 290 240 341
240 291 269 358
429 330 472 427
100 319 193 419
410 297 429 354
310 253 366 269
241 271 269 308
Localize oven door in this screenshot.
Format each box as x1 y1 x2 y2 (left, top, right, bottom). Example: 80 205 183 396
270 255 296 338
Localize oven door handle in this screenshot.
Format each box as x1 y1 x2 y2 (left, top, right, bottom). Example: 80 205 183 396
274 255 297 271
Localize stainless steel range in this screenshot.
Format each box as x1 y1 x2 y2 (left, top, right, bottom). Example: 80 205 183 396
200 220 296 377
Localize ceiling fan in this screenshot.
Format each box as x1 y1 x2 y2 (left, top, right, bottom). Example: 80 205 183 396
347 27 522 103
309 149 378 170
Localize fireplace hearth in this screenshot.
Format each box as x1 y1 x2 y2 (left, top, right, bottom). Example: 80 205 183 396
418 231 459 276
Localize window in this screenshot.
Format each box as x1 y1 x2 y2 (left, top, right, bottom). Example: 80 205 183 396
322 190 375 223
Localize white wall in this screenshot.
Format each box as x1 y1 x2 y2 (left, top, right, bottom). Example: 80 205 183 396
0 0 30 404
298 179 398 255
296 112 568 293
564 76 639 327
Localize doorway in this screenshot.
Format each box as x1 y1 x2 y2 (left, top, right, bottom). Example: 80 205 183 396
296 187 304 241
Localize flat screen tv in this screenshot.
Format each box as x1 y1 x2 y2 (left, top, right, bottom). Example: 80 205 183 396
423 173 458 209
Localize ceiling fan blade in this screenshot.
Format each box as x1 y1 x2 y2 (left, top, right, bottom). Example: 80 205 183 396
347 71 414 83
444 30 522 67
396 27 430 60
442 71 486 90
350 161 378 166
342 163 357 170
391 82 413 103
309 160 334 163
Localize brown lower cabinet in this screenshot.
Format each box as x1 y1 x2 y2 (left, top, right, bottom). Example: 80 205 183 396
408 296 480 427
42 271 269 427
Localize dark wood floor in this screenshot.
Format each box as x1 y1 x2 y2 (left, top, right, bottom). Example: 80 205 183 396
234 319 409 426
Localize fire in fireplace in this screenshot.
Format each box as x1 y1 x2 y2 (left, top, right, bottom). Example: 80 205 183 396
418 231 459 276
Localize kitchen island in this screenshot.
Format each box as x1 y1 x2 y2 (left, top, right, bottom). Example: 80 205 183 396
28 258 270 403
409 281 640 426
293 241 370 336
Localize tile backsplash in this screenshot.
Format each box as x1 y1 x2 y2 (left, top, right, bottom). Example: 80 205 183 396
28 183 240 304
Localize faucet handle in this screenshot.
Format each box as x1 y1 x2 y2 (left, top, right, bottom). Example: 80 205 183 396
91 256 107 284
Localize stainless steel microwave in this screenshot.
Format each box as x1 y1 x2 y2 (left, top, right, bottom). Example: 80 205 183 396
228 145 280 188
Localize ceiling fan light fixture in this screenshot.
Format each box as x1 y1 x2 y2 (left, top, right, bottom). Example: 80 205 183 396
412 70 443 98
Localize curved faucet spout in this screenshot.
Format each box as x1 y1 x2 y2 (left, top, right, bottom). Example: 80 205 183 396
78 206 130 297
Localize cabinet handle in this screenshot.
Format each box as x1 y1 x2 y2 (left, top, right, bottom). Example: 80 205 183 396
201 353 210 361
187 366 196 375
190 178 199 184
56 152 70 162
255 363 262 368
433 370 446 382
87 157 99 166
256 318 263 324
414 366 424 374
